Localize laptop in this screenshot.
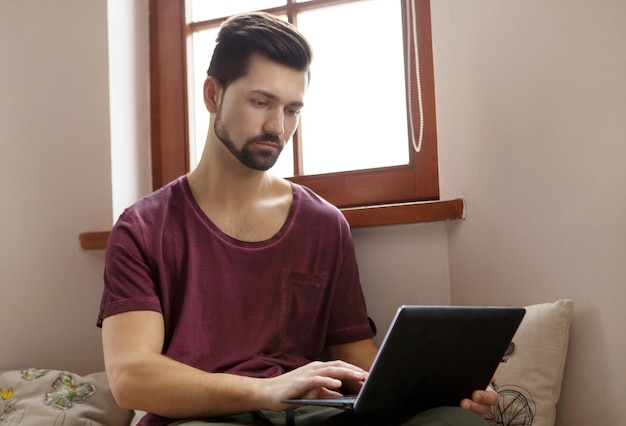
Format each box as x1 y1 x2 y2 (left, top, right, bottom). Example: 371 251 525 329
282 305 525 415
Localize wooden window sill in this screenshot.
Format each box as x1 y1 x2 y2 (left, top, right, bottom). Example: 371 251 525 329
79 198 465 250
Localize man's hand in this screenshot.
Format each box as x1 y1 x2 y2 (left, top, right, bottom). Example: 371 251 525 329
459 384 499 416
264 360 368 411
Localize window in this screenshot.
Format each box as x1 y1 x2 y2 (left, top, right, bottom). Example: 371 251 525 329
149 0 439 208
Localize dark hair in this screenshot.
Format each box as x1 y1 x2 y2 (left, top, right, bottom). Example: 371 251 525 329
207 12 312 88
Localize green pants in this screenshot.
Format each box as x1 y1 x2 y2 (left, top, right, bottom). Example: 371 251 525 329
170 406 487 426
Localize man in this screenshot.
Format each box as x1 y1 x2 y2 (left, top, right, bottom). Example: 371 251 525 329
98 12 497 426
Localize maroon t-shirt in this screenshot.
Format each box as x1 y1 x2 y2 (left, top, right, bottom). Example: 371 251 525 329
98 177 374 425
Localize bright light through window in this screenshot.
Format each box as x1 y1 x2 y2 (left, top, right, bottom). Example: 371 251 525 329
297 1 408 175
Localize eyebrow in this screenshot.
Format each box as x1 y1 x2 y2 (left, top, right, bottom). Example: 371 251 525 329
251 89 304 108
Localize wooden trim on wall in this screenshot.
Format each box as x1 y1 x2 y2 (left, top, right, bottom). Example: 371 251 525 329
341 198 464 228
79 231 113 251
79 198 465 250
149 0 189 189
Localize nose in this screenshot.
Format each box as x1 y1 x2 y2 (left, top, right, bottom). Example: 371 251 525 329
263 107 285 136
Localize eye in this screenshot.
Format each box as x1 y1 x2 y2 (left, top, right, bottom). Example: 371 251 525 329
286 107 301 117
250 98 268 107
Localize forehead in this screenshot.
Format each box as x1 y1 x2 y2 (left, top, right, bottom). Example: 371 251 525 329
230 54 308 102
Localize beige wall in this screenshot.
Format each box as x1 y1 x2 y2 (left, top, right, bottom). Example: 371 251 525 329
0 0 112 373
107 0 152 219
0 0 150 373
354 222 452 342
431 1 626 424
1 1 625 425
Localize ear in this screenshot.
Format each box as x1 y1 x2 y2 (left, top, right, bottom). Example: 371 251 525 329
203 76 222 113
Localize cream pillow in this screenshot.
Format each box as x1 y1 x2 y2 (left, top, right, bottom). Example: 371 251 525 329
0 369 134 426
485 299 574 426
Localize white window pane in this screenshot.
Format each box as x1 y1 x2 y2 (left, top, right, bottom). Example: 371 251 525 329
190 0 286 22
297 0 409 175
271 137 295 177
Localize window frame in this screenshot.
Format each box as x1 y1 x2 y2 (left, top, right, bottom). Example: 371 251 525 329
148 0 440 208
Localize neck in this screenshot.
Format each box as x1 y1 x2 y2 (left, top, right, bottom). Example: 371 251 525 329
187 136 282 210
187 131 294 242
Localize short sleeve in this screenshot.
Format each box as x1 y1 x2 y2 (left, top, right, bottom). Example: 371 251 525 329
97 209 162 327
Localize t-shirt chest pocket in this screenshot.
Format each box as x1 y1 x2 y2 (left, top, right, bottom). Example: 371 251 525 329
279 270 327 345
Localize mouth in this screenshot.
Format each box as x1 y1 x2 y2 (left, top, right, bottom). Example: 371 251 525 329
251 136 282 151
257 141 281 150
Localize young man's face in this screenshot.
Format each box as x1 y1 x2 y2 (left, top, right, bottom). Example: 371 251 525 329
212 53 308 171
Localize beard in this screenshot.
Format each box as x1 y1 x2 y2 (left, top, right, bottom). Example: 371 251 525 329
214 111 284 171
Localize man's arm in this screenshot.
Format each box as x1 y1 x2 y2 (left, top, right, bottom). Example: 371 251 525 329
326 339 379 371
102 310 368 419
326 338 379 394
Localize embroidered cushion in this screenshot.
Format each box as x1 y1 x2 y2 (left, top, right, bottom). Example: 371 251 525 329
485 299 574 426
0 369 134 426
